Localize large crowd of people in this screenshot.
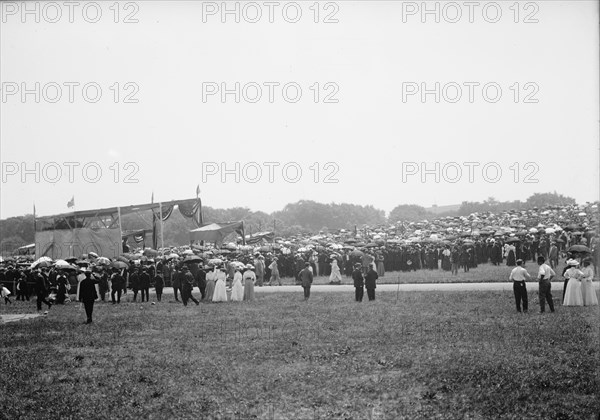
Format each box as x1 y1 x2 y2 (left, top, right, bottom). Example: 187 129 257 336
0 203 598 321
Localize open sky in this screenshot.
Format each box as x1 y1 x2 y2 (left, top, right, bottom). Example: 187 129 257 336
1 0 598 218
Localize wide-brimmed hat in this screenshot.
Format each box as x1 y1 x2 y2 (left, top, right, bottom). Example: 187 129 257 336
566 259 579 266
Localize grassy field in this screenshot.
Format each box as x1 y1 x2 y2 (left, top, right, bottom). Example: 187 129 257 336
1 288 599 419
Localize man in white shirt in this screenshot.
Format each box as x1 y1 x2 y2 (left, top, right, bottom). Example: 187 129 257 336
509 259 531 313
537 256 556 313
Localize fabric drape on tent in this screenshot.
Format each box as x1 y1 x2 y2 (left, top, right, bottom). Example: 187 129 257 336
179 199 203 227
189 222 244 246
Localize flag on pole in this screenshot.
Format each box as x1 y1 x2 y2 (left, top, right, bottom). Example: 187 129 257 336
196 184 200 198
151 191 154 204
67 196 75 208
33 203 37 233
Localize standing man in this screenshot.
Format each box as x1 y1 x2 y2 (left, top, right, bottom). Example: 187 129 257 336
548 242 559 269
299 262 313 301
537 256 555 313
110 269 125 304
153 271 164 302
139 268 150 303
352 263 365 302
195 266 206 300
509 259 531 313
79 269 98 324
172 268 182 302
130 268 140 302
365 265 378 301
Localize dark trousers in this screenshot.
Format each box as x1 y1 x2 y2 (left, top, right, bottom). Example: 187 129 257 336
199 286 206 300
538 280 554 312
513 281 528 312
367 288 375 301
182 288 199 306
111 288 121 303
132 289 138 302
173 287 180 301
155 288 163 302
355 287 364 302
36 293 51 310
562 279 569 301
303 286 310 299
83 300 94 322
141 288 149 302
4 297 12 304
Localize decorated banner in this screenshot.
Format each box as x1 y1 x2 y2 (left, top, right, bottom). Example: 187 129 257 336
35 228 122 259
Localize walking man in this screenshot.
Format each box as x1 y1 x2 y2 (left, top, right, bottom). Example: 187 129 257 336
509 259 530 312
537 256 555 313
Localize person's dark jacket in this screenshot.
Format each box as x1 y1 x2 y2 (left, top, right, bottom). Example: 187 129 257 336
365 269 378 289
79 276 98 302
139 271 151 289
352 269 364 288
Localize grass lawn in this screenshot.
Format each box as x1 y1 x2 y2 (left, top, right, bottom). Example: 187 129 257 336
1 289 598 419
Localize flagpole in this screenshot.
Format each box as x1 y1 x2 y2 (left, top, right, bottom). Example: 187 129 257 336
159 202 164 250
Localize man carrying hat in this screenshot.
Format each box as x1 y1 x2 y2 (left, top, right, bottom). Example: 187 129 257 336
509 259 531 313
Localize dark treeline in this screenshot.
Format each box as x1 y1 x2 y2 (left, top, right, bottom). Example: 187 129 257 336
0 192 579 252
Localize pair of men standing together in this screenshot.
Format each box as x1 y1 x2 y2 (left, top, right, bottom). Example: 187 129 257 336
353 263 378 302
509 256 556 313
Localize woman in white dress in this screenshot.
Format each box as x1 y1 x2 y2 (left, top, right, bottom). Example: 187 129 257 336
243 265 256 301
563 259 583 306
230 267 244 301
204 266 216 302
580 259 598 306
212 266 228 302
329 257 342 284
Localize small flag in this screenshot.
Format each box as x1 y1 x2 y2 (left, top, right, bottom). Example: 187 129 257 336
67 196 75 208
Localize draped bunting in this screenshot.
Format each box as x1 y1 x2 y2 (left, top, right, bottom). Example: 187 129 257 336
160 205 174 221
178 199 203 227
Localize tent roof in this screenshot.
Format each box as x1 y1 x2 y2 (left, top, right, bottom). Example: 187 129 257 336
190 221 244 245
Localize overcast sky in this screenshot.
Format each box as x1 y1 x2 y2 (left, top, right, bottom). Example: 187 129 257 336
1 0 598 219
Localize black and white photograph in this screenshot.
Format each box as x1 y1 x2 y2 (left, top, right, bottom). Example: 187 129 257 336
0 1 599 418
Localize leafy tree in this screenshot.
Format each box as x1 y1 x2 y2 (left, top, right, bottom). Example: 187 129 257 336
388 204 431 223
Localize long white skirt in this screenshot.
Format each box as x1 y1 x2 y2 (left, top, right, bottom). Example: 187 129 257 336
212 279 228 302
581 280 599 306
230 279 244 301
563 279 583 306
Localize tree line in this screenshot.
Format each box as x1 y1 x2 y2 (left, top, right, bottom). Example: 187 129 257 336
0 192 578 253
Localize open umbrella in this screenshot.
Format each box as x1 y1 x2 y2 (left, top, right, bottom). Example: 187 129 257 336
167 253 180 260
505 237 520 244
96 257 111 266
183 255 202 263
31 256 52 269
568 245 590 253
54 260 77 271
112 261 128 269
350 250 364 257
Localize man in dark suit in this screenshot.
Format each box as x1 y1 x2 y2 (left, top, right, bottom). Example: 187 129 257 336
352 263 364 302
139 268 150 303
79 270 98 324
299 262 313 301
34 269 52 311
365 265 378 301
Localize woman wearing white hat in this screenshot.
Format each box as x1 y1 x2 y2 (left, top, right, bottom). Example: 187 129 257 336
580 259 598 306
563 259 584 306
212 265 228 303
